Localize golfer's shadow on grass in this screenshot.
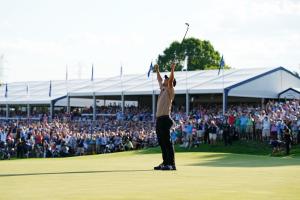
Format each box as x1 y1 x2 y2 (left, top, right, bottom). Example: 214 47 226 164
0 169 153 178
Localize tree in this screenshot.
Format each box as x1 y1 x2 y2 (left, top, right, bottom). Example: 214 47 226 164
157 37 227 71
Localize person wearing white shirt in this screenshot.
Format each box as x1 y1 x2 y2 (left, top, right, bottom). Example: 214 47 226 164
0 130 7 142
262 116 271 141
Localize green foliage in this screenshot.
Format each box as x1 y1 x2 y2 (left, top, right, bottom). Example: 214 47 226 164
157 37 228 71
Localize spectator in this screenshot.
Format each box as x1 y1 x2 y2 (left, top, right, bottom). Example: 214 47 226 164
239 113 248 140
208 121 218 145
170 129 177 145
262 116 271 141
284 127 292 155
184 122 193 149
222 119 231 146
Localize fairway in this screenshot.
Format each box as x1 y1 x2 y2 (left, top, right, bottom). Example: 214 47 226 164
0 150 300 200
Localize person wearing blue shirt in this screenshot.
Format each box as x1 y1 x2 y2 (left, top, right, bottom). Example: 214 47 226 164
185 122 193 148
239 113 248 139
170 129 177 145
276 120 284 140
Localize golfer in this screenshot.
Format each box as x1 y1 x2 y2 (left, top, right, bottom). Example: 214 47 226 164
154 63 176 170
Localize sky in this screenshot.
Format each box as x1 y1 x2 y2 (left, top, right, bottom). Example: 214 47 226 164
0 0 300 83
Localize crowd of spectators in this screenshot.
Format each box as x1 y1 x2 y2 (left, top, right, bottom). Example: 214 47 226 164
171 100 299 154
0 119 156 159
1 99 299 159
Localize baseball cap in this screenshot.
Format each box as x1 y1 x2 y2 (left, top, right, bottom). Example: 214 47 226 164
164 75 176 87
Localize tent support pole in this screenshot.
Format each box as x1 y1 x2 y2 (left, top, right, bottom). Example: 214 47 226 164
93 93 96 121
186 90 189 116
67 94 71 113
27 104 30 119
223 89 228 115
6 104 9 119
152 91 156 122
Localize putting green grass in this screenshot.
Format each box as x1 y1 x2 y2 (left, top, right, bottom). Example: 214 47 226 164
0 149 300 200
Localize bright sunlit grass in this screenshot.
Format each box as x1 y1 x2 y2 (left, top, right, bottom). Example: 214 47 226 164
0 146 300 200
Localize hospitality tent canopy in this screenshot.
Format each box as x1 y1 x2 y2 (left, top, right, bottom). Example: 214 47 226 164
278 88 300 99
0 66 299 106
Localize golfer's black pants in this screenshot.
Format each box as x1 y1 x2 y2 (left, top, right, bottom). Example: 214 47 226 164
156 115 175 166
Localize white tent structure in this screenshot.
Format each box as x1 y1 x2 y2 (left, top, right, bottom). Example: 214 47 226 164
278 88 300 99
0 66 299 120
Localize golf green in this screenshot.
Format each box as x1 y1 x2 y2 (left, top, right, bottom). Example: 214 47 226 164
0 150 299 200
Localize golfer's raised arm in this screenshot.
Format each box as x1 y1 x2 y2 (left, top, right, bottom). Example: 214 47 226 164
168 63 175 88
155 64 163 84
